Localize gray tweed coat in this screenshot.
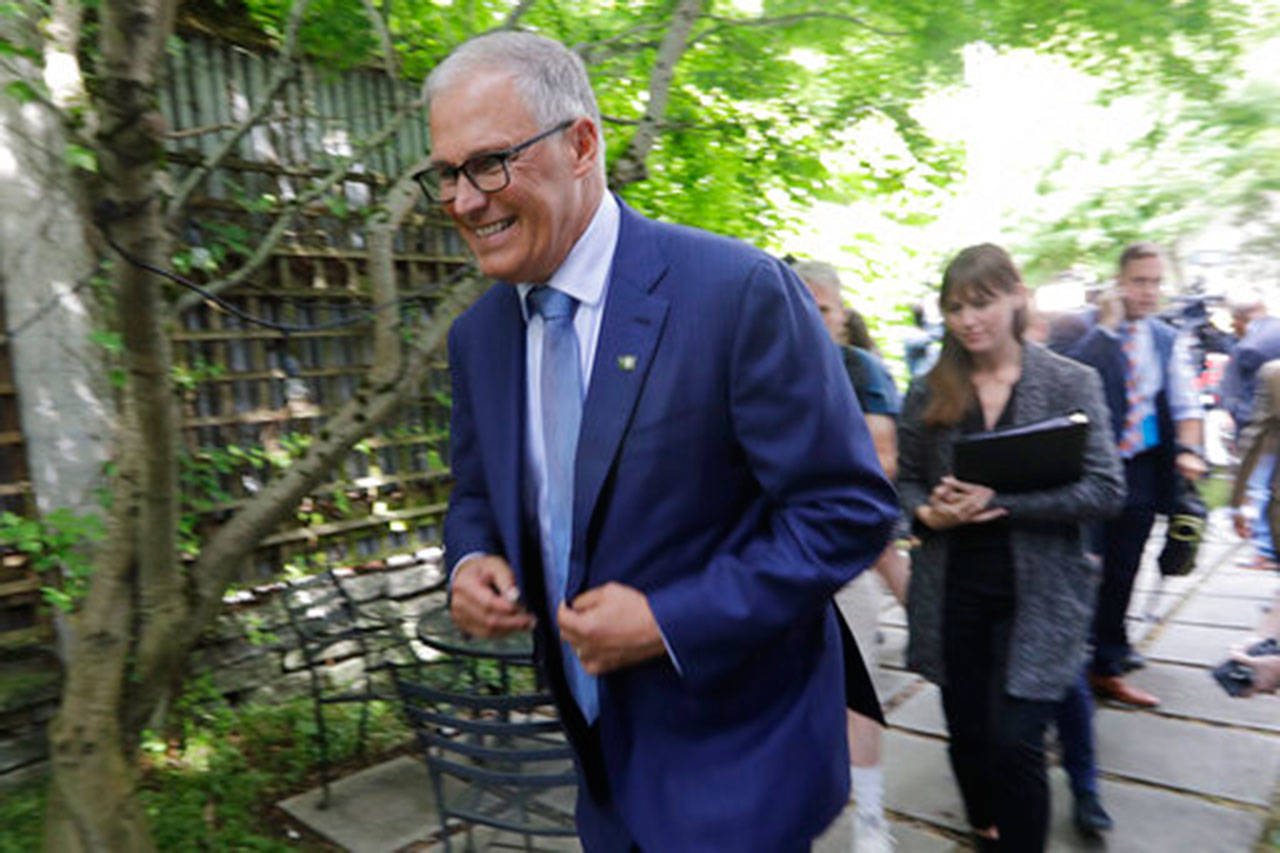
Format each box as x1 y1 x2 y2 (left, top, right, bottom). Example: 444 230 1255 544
898 342 1126 701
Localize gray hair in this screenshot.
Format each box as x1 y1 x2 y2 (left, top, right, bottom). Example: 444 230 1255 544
428 32 602 145
1226 285 1266 316
791 260 844 306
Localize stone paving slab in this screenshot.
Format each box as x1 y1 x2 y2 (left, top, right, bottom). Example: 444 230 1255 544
280 755 437 853
883 603 907 628
1132 570 1201 596
887 683 947 738
1145 622 1255 667
1125 590 1181 623
1196 571 1280 600
883 729 1267 851
881 625 908 669
1092 706 1280 806
873 668 922 707
1046 777 1265 853
1170 593 1273 629
1126 662 1280 732
882 730 968 833
815 803 960 853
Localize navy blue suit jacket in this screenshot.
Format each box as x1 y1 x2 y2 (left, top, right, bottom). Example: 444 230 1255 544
443 199 898 851
1068 319 1179 510
1225 315 1280 428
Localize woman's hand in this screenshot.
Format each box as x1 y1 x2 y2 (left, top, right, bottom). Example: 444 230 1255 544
917 476 1008 530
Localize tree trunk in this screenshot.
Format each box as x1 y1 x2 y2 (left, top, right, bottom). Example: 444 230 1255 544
45 1 178 849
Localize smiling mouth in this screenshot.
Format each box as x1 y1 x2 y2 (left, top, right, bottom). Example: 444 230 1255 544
473 217 516 239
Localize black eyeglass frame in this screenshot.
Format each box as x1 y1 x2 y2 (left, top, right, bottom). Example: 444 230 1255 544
415 119 576 205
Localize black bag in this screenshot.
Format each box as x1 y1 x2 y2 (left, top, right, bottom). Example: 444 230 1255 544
1157 477 1207 577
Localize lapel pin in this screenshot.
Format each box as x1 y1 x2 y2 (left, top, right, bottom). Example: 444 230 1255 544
617 354 637 372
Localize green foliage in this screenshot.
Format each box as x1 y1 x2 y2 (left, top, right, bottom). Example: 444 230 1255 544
1 681 412 853
171 359 226 392
218 0 1255 251
64 143 98 173
3 78 42 104
0 508 105 613
0 781 45 853
1017 57 1280 281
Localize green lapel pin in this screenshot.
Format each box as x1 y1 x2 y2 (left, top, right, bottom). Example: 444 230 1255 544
617 354 637 372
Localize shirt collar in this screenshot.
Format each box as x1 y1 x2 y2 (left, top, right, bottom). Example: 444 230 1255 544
517 192 620 321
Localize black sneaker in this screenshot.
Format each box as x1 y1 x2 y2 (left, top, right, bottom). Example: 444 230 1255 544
1074 791 1114 835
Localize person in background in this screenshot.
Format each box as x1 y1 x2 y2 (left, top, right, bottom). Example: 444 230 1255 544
899 244 1124 851
904 300 942 379
1067 242 1206 708
436 32 899 851
1223 289 1280 570
1231 360 1280 570
845 307 880 356
1024 296 1117 838
794 260 910 853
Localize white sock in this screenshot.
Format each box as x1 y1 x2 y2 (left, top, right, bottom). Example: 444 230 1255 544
850 764 884 818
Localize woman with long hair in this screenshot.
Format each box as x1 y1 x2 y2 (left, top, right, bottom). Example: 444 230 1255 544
897 244 1125 850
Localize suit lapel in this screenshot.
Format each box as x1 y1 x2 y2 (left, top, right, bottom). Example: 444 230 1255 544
567 206 670 598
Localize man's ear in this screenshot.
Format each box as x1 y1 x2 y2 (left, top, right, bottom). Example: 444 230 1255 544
567 117 601 177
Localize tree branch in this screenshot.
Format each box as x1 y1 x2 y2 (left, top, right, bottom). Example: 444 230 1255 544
502 0 539 29
166 0 312 219
609 0 705 187
572 20 669 61
365 154 430 386
188 269 486 623
359 0 400 94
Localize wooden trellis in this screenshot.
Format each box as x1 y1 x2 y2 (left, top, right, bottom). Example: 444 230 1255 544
160 34 467 582
0 296 42 649
0 32 470 648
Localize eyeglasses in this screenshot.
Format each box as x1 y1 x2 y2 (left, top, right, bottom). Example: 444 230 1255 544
415 119 575 205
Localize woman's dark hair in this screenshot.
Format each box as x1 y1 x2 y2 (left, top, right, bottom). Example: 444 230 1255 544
922 243 1026 428
843 308 876 352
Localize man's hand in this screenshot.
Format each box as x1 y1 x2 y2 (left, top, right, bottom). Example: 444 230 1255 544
1229 649 1280 697
1176 451 1208 481
1233 509 1254 540
450 555 535 638
1097 287 1124 331
558 582 666 676
918 476 1008 530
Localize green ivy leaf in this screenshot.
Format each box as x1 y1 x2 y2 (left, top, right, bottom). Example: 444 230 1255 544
64 144 98 173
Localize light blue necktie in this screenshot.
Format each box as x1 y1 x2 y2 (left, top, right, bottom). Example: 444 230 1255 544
527 286 599 723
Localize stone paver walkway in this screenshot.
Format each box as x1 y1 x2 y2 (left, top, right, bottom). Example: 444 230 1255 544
285 511 1280 851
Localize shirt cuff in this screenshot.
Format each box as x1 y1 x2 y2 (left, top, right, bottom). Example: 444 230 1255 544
449 551 489 590
654 618 685 676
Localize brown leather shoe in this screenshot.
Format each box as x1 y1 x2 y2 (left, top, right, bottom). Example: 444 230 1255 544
1089 673 1160 707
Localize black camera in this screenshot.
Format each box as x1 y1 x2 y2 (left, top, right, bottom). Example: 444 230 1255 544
1211 637 1280 697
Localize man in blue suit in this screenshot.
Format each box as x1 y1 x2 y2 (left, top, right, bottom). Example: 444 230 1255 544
428 32 898 852
1068 243 1205 708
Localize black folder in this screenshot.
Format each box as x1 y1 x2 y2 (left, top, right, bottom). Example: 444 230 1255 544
952 411 1090 493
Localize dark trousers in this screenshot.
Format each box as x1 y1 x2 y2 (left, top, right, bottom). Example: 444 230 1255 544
942 586 1056 852
1091 505 1156 675
1054 669 1098 797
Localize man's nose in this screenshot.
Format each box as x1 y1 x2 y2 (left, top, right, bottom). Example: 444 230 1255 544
451 176 487 216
